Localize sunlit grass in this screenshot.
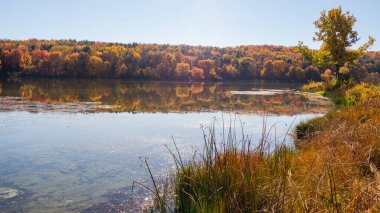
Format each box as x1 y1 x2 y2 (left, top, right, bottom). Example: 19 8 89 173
140 83 380 212
302 81 325 93
170 120 297 212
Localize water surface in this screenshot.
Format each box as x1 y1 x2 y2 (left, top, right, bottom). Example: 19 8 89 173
0 79 329 212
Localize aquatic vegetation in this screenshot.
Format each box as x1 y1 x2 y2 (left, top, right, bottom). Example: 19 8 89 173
0 80 330 114
0 96 118 113
0 188 19 199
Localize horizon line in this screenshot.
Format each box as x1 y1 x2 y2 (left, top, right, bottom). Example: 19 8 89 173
1 37 379 52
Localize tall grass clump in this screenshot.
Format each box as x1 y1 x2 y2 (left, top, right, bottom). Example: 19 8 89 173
302 81 326 93
169 84 380 212
140 84 380 212
168 118 300 212
132 157 174 213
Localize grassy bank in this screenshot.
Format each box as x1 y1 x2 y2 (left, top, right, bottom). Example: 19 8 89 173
142 82 380 212
172 122 296 212
293 83 380 211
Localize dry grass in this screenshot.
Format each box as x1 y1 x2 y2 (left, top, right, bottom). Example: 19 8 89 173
302 81 326 92
144 83 380 212
136 118 299 212
295 100 380 211
171 120 297 212
292 83 380 211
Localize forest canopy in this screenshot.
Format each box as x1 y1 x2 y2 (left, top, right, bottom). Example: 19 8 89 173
0 39 379 82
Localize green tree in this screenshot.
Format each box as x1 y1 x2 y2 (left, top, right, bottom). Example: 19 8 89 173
297 7 375 73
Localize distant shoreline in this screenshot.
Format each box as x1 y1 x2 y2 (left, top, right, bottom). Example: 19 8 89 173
2 39 378 83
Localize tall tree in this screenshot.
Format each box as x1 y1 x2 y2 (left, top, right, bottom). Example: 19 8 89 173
261 60 275 80
175 63 190 79
297 7 375 73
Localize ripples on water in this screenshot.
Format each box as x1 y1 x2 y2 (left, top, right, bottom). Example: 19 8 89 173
0 79 330 212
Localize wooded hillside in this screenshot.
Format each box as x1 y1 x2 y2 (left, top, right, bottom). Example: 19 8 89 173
1 39 379 81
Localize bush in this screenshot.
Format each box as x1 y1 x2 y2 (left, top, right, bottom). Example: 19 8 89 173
305 66 321 81
345 83 380 106
295 117 324 140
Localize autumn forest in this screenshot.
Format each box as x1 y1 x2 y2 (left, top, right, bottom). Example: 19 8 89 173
1 39 380 82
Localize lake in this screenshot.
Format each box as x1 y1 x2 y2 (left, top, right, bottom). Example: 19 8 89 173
0 79 330 212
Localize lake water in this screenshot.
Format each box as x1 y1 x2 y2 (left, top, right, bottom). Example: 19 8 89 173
0 79 330 212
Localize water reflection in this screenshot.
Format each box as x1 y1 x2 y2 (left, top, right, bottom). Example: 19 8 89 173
0 79 330 114
0 79 330 212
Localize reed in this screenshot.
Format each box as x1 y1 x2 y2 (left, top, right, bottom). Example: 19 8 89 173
140 83 380 212
167 117 299 212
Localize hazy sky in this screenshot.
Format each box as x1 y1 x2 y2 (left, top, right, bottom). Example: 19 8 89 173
2 0 379 50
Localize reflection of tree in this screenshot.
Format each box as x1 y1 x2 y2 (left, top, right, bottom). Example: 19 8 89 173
1 80 330 115
176 86 189 98
190 83 204 94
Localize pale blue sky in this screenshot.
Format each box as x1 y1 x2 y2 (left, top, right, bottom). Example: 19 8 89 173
1 0 379 50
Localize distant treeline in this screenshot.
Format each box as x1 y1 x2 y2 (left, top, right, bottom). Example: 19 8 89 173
1 39 379 81
0 80 330 114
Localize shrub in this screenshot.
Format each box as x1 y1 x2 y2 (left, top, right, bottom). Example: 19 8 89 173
345 83 380 106
305 66 321 81
295 116 324 140
321 69 333 81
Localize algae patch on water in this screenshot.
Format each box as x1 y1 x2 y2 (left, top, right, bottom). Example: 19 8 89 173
0 188 19 199
0 97 120 113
